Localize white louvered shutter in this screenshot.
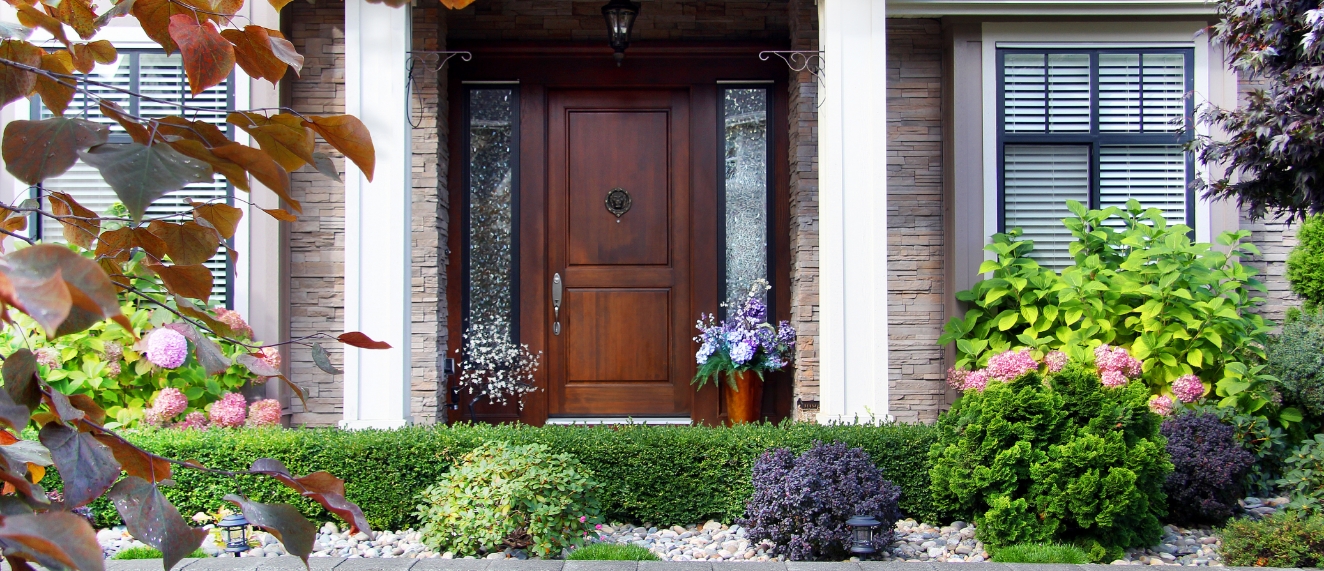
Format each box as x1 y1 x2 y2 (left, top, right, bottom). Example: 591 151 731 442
1003 145 1090 269
1142 53 1186 132
1003 53 1090 133
35 52 233 305
1099 146 1188 225
1099 53 1141 132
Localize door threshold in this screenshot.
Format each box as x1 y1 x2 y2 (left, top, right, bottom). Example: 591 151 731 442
545 416 693 426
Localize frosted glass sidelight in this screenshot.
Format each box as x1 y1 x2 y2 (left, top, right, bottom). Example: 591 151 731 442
467 89 515 331
723 88 769 309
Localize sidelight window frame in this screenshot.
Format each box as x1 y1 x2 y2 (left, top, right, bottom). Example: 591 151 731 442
995 47 1196 266
460 85 522 340
717 83 776 318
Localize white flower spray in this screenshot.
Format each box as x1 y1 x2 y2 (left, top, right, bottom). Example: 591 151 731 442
457 321 542 410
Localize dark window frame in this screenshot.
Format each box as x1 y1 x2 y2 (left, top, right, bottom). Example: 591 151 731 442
459 86 521 340
717 84 776 319
995 47 1196 234
27 49 238 307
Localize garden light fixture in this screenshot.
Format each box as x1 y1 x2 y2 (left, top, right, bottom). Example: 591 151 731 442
602 0 640 66
218 513 251 556
847 515 880 556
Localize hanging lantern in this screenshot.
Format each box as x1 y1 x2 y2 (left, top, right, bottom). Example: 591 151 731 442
846 515 881 556
218 513 252 556
601 0 641 66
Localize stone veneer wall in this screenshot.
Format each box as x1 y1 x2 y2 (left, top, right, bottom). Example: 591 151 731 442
1236 74 1303 326
285 2 448 425
286 3 347 426
886 19 946 423
786 0 819 420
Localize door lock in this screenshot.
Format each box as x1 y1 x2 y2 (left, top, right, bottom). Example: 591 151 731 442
552 273 563 336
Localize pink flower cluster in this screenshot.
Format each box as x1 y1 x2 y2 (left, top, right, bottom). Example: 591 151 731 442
252 347 281 385
946 367 990 392
146 328 189 369
1044 351 1068 373
247 399 281 427
986 349 1039 381
1149 395 1174 416
215 308 254 339
1094 344 1142 387
144 387 188 426
103 341 123 376
175 411 208 430
1171 374 1205 403
209 392 247 428
34 348 60 369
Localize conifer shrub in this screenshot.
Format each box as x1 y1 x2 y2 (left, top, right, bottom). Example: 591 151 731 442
929 364 1172 563
1287 214 1324 309
1161 411 1256 525
740 441 902 561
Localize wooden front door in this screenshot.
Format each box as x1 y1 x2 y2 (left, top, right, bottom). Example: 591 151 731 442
545 89 692 417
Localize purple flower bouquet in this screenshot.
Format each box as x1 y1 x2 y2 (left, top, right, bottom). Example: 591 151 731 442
693 283 796 390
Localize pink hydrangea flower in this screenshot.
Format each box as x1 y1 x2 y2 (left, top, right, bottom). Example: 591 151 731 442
1094 344 1142 381
103 341 123 362
145 387 188 425
1171 375 1205 403
106 361 121 376
962 369 990 392
247 399 282 427
209 392 247 428
946 368 970 390
252 347 281 385
1044 351 1068 373
986 349 1039 381
1100 370 1128 388
34 347 60 369
1149 395 1174 416
215 308 254 339
146 328 189 369
175 411 208 430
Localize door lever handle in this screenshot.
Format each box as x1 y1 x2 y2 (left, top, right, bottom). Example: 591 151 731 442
552 273 563 335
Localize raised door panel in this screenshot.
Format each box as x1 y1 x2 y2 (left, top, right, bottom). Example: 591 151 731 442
567 111 670 267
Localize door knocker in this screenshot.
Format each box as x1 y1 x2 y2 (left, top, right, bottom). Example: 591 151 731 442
605 188 632 222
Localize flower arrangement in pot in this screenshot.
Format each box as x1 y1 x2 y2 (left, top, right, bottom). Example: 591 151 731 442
693 280 796 423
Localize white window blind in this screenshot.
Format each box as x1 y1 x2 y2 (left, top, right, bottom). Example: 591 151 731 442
1004 145 1090 269
1099 145 1188 224
1003 53 1091 133
1099 53 1187 133
34 52 233 305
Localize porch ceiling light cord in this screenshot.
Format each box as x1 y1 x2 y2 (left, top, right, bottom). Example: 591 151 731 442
405 51 473 129
759 50 825 106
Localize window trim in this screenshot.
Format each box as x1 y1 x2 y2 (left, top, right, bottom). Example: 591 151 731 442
995 46 1197 236
717 84 776 318
459 86 521 340
25 48 239 307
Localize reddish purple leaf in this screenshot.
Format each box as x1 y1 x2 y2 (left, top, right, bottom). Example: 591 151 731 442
109 477 207 571
2 349 40 411
0 512 103 571
38 423 120 508
224 494 315 566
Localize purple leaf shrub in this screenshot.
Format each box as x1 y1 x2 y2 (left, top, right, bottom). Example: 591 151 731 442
739 441 902 560
1161 410 1256 525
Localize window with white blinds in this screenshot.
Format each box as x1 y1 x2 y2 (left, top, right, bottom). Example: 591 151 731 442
998 48 1194 268
29 51 235 306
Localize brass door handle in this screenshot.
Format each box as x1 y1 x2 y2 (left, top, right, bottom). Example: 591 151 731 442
552 273 562 336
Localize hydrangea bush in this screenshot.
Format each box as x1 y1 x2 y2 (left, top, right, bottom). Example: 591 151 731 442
740 441 902 561
939 200 1285 426
693 280 796 389
1160 410 1256 525
930 360 1171 562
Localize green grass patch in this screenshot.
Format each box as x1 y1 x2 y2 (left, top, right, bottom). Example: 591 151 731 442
991 543 1091 564
567 543 660 561
111 546 210 560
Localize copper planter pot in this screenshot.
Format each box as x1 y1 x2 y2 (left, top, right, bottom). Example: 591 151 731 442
722 369 764 424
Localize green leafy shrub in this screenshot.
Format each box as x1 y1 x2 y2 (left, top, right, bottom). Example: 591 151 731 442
111 547 209 560
0 298 258 428
1287 214 1324 309
54 422 944 531
567 544 660 561
1267 309 1324 423
990 543 1090 564
1196 404 1294 495
1279 433 1324 511
939 200 1286 425
1218 511 1324 568
416 442 602 557
929 364 1171 562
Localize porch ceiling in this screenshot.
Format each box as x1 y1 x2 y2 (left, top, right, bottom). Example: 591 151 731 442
446 0 792 43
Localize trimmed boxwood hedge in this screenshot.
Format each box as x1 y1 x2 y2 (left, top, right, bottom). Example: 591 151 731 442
52 422 945 531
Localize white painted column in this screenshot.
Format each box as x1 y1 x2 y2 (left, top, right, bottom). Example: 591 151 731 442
817 0 890 424
341 0 413 429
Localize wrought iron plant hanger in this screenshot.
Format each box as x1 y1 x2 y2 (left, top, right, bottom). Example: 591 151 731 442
406 50 474 129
